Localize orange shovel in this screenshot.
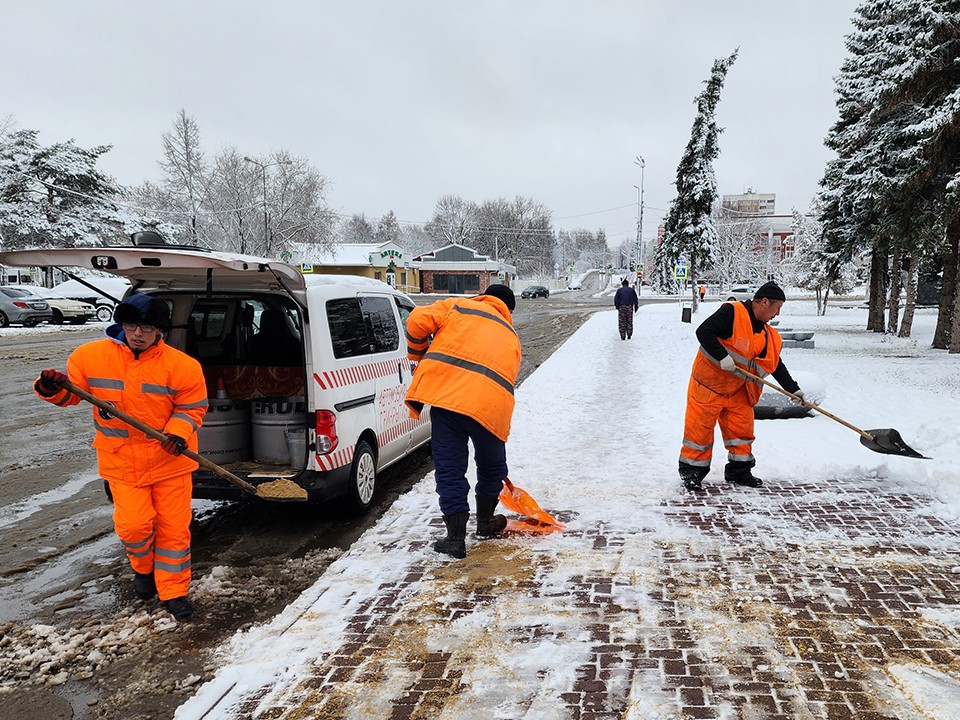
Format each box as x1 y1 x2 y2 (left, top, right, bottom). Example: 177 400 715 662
498 477 564 531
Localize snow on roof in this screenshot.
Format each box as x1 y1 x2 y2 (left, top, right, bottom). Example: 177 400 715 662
291 241 402 267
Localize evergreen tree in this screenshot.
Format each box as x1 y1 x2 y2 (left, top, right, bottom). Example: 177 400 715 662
821 0 960 345
659 50 738 307
0 128 126 250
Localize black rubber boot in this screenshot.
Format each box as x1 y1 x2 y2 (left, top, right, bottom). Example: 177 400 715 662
433 511 469 559
679 461 709 491
163 596 193 620
475 495 507 538
133 571 157 600
725 460 763 487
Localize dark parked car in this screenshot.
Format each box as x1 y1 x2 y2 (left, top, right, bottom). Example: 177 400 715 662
0 286 53 327
521 285 550 299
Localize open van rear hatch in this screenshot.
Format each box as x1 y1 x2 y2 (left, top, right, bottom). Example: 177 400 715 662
0 247 306 296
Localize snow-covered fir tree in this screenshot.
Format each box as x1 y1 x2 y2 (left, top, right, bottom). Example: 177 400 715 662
0 127 129 250
658 50 738 307
821 0 960 348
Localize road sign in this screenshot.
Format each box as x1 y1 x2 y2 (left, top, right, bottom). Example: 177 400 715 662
674 265 689 280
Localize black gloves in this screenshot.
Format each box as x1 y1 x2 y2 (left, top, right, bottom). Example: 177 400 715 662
37 369 67 397
161 434 187 456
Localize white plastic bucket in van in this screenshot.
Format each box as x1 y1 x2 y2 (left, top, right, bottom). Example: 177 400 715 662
198 400 250 464
252 397 307 464
284 427 307 469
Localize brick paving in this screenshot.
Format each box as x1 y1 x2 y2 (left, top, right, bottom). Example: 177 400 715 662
194 476 960 719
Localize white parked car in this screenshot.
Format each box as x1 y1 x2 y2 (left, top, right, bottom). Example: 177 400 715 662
3 284 96 325
0 242 431 513
724 285 760 302
51 277 131 322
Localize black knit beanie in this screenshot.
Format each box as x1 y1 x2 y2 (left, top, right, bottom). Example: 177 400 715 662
482 284 516 312
753 281 786 302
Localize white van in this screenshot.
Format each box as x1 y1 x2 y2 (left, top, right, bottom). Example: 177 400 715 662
0 241 431 512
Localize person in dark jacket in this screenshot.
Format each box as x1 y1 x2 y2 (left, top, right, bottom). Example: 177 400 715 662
678 281 803 491
613 279 639 340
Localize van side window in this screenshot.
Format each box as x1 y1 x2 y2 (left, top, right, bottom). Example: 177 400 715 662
360 296 400 353
394 297 415 328
327 298 370 358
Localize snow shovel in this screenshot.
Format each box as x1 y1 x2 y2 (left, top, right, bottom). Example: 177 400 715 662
57 379 309 501
498 477 564 529
737 368 929 459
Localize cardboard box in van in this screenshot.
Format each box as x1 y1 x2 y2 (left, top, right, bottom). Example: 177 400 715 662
0 243 431 512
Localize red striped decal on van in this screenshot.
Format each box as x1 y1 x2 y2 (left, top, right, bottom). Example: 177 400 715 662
309 359 428 473
312 358 397 390
378 416 422 446
315 444 355 471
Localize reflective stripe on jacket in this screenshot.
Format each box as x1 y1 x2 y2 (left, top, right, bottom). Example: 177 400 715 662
36 333 208 485
690 301 782 406
404 295 522 442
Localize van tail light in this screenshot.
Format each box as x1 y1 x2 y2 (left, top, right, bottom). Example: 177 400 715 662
315 409 339 454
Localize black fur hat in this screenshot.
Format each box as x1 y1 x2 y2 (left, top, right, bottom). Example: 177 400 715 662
113 293 171 331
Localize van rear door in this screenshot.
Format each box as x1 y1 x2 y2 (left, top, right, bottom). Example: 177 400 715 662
0 247 306 295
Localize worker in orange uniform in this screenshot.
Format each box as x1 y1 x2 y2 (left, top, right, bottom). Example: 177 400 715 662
679 281 803 491
405 284 522 559
34 293 207 620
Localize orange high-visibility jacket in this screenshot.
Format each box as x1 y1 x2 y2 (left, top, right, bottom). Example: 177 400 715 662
36 334 208 485
405 295 522 442
690 301 783 406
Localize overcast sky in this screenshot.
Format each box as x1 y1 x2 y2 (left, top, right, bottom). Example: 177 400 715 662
4 1 856 246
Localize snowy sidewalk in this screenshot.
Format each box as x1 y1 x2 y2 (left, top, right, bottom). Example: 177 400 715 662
177 303 960 720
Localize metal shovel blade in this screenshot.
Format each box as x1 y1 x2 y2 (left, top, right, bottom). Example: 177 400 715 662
861 429 929 459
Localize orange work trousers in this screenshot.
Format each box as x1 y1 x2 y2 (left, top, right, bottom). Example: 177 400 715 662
680 379 755 469
108 474 193 601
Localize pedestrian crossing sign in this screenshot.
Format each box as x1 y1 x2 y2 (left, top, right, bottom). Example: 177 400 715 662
674 265 688 280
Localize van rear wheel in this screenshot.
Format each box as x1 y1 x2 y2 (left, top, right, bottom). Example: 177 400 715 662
347 440 376 513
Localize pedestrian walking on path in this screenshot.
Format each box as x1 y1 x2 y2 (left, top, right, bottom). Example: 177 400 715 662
404 284 522 559
614 278 639 340
33 293 207 620
678 281 803 491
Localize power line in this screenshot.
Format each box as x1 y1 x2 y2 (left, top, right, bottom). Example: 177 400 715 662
8 169 655 235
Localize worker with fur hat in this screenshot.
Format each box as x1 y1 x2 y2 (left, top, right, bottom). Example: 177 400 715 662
678 281 802 491
33 293 207 620
405 283 522 559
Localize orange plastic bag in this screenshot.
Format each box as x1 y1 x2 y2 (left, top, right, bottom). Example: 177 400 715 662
498 477 564 531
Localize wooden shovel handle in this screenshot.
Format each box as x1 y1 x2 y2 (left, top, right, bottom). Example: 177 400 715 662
736 368 875 441
59 379 260 496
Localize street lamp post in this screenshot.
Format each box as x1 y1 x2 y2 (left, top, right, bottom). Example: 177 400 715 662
634 155 645 275
244 156 291 256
